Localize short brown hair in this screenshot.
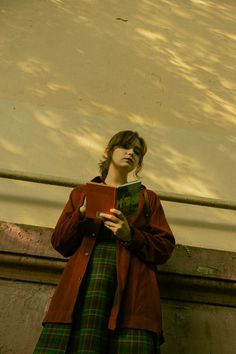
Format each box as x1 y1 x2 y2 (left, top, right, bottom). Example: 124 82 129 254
99 130 147 180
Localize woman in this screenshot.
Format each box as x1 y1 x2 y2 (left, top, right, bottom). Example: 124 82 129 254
34 130 175 353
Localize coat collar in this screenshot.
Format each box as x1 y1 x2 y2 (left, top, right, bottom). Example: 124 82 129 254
90 176 104 183
90 175 147 190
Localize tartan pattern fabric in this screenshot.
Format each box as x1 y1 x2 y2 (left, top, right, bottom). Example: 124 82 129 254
66 242 117 353
33 242 116 354
33 324 71 353
109 328 160 354
33 242 160 353
33 326 160 354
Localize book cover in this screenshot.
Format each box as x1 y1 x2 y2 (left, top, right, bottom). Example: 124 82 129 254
85 180 141 219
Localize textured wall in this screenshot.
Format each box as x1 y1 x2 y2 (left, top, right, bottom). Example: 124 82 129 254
0 1 236 250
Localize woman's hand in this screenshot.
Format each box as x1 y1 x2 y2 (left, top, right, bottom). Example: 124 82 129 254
79 197 87 218
100 209 132 242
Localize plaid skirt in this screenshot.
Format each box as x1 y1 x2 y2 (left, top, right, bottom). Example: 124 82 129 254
33 242 161 354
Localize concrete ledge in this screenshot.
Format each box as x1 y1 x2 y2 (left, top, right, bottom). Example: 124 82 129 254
0 221 235 307
1 249 235 307
0 251 66 285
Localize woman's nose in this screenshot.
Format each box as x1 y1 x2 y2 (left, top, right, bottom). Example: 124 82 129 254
127 148 134 155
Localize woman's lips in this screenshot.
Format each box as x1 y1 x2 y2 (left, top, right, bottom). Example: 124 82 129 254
123 157 133 164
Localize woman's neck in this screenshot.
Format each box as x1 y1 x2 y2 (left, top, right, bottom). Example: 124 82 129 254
104 169 128 187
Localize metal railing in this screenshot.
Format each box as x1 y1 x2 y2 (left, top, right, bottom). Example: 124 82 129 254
0 168 236 211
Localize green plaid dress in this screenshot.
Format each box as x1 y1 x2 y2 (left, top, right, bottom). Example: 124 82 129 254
33 227 160 354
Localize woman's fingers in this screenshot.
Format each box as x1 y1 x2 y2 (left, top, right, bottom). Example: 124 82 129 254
100 209 124 221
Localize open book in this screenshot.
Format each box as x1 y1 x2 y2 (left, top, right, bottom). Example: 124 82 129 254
85 180 141 219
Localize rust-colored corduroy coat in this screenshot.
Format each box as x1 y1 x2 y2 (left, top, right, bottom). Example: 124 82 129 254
43 177 175 338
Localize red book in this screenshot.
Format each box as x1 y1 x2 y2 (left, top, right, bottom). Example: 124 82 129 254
85 180 141 219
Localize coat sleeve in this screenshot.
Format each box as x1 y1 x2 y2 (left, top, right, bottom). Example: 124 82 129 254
51 186 89 257
125 189 175 265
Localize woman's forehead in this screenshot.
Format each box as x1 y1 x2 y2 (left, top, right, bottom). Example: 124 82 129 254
130 138 142 149
120 135 140 146
110 134 145 154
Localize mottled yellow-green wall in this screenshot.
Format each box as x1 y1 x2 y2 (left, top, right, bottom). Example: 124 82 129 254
0 0 235 250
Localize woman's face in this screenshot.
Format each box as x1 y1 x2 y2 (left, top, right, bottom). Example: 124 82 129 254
110 138 142 174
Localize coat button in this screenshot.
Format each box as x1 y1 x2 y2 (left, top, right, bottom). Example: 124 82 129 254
84 252 89 256
91 233 96 237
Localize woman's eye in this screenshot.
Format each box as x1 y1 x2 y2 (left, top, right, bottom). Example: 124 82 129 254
134 148 141 155
119 144 141 155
